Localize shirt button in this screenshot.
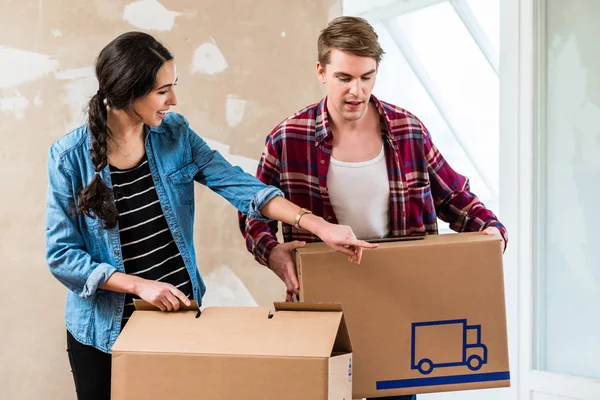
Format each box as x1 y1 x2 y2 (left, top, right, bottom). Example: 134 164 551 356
114 250 120 256
174 232 179 237
154 176 159 182
327 216 333 221
117 307 122 313
164 206 169 211
320 160 325 164
185 259 190 263
183 174 189 178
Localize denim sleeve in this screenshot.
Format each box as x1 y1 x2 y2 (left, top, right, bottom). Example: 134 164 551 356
45 145 117 298
186 119 283 221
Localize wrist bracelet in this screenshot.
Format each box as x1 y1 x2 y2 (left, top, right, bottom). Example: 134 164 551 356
294 207 313 230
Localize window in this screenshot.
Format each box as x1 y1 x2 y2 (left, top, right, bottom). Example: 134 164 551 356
534 0 600 380
346 0 500 232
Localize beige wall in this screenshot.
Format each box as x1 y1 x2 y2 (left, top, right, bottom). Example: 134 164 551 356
0 1 340 398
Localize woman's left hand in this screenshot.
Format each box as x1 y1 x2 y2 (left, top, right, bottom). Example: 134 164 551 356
316 222 378 264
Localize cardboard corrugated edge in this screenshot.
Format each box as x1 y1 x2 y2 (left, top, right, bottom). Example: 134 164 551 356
275 302 353 355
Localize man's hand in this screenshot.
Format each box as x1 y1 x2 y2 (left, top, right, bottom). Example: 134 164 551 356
483 226 505 250
268 241 306 302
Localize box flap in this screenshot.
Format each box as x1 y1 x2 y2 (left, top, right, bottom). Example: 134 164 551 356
367 236 425 244
274 302 352 354
133 299 200 312
334 311 353 354
274 301 342 312
294 232 500 257
113 304 344 358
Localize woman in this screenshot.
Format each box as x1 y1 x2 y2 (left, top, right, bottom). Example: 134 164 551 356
45 31 376 400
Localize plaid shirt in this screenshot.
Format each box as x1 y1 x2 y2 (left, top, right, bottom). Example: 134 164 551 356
239 95 507 266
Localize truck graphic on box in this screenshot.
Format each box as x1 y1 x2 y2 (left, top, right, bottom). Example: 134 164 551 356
411 319 487 375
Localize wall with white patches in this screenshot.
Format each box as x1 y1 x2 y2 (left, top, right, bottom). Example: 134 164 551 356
0 1 337 399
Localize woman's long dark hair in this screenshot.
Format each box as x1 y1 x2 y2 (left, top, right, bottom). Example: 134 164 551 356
77 32 173 228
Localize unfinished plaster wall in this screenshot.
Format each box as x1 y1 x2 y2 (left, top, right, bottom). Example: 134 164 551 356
0 1 341 399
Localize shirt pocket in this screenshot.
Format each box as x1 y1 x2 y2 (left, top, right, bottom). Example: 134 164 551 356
78 213 102 258
168 162 199 204
406 181 436 226
81 209 103 230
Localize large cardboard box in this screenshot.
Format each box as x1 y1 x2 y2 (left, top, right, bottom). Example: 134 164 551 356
295 232 510 398
112 302 353 400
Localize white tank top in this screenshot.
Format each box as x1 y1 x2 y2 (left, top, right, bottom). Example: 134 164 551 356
327 145 391 240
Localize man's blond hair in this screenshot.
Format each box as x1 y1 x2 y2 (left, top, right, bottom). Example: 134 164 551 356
318 16 384 66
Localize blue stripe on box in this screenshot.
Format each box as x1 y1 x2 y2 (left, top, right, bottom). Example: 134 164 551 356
376 371 511 390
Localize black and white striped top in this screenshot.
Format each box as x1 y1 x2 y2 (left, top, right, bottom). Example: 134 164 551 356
110 154 193 326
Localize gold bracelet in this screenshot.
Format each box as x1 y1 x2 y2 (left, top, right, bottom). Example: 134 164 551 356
294 208 313 230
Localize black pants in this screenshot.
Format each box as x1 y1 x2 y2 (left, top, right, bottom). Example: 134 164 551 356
66 330 112 400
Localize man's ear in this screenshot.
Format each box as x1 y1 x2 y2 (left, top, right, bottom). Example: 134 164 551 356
316 62 327 84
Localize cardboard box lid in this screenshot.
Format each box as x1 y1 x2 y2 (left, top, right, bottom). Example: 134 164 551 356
112 302 350 358
294 232 499 256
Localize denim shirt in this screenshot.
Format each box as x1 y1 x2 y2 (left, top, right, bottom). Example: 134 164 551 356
45 112 282 353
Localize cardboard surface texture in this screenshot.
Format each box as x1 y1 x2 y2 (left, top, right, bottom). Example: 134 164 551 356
295 232 510 398
112 302 353 400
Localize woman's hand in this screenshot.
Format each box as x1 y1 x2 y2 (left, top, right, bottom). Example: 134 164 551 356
133 279 191 311
312 219 378 264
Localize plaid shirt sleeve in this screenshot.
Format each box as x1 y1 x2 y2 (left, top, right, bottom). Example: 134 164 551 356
238 131 282 266
424 128 508 248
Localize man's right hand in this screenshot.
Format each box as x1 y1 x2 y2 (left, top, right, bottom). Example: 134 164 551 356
268 241 306 302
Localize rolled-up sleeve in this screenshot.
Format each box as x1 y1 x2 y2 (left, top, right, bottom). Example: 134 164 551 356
247 186 283 221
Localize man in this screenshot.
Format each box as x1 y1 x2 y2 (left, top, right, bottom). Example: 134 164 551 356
239 16 506 400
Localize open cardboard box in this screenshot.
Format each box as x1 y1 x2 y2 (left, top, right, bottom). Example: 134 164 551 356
112 301 353 399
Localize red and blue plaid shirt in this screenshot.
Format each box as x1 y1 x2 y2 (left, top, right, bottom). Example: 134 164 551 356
239 95 507 266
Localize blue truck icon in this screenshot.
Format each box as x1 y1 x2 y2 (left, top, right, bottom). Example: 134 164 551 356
411 319 487 375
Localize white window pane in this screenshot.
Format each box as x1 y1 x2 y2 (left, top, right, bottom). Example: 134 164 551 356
343 0 398 16
535 0 600 380
393 2 499 193
372 23 496 232
465 0 500 52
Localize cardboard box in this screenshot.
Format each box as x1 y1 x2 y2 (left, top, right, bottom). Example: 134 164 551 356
295 232 510 398
112 301 353 400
